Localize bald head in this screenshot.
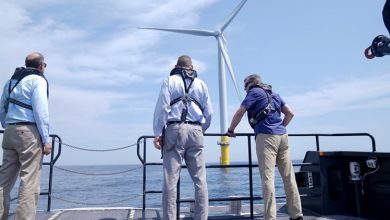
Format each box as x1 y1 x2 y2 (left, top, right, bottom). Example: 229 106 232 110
25 52 45 68
176 55 193 69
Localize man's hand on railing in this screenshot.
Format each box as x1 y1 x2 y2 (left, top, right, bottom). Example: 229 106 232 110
225 129 236 138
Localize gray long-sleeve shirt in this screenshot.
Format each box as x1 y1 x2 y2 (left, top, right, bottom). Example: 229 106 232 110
153 74 213 136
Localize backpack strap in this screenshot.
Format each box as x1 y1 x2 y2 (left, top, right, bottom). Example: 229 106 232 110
5 67 49 113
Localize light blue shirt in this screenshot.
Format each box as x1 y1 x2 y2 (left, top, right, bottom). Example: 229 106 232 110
0 69 50 144
153 74 213 136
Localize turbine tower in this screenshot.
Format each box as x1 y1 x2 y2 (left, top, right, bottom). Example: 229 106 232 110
139 0 247 165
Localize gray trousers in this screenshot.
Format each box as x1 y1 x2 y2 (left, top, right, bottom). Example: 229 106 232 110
162 123 208 220
0 125 43 220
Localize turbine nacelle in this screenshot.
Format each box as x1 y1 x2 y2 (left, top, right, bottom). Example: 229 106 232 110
214 30 222 36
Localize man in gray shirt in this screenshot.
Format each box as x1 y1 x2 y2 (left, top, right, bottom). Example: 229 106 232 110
153 55 213 220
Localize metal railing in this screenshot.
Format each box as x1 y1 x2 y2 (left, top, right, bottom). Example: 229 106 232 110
137 132 376 218
0 130 62 212
2 131 374 214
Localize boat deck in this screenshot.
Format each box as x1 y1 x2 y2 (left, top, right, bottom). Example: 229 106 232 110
9 204 366 220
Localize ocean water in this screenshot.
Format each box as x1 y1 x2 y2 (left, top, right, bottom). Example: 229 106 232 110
9 163 291 212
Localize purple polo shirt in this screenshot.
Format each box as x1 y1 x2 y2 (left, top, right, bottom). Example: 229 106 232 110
241 87 286 135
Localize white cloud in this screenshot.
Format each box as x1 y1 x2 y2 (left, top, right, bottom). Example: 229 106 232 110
0 0 212 90
0 2 31 32
132 0 217 26
51 85 127 122
286 73 390 117
49 84 154 150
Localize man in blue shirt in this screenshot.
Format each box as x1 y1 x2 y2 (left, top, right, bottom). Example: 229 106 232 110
0 52 51 220
226 74 303 220
153 55 213 220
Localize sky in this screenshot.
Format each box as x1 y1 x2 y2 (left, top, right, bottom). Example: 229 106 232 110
0 0 389 166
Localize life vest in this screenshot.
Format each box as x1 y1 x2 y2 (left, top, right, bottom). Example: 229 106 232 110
4 67 49 113
247 83 276 129
169 67 203 122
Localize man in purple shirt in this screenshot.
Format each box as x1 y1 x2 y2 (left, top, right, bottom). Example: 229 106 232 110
226 74 303 220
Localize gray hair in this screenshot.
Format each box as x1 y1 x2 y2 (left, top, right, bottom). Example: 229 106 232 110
176 55 192 68
244 74 262 86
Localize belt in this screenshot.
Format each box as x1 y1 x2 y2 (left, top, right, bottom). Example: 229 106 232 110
8 122 36 126
167 121 201 126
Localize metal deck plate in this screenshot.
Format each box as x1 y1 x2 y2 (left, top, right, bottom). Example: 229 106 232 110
7 204 367 220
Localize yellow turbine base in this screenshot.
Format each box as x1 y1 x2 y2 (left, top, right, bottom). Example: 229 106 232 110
220 136 230 165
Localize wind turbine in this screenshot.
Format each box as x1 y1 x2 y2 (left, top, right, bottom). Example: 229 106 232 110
139 0 247 164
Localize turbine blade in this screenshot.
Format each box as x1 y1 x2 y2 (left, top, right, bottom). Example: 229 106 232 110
217 37 242 101
221 35 228 51
137 27 215 36
220 0 247 32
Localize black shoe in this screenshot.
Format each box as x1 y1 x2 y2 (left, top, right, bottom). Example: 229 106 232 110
290 217 303 220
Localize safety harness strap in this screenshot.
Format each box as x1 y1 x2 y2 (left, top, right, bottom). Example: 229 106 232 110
170 95 203 111
5 67 48 113
247 83 276 128
8 98 33 110
169 67 203 122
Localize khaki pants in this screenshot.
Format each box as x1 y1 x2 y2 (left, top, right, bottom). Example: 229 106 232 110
0 125 43 220
256 133 302 220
